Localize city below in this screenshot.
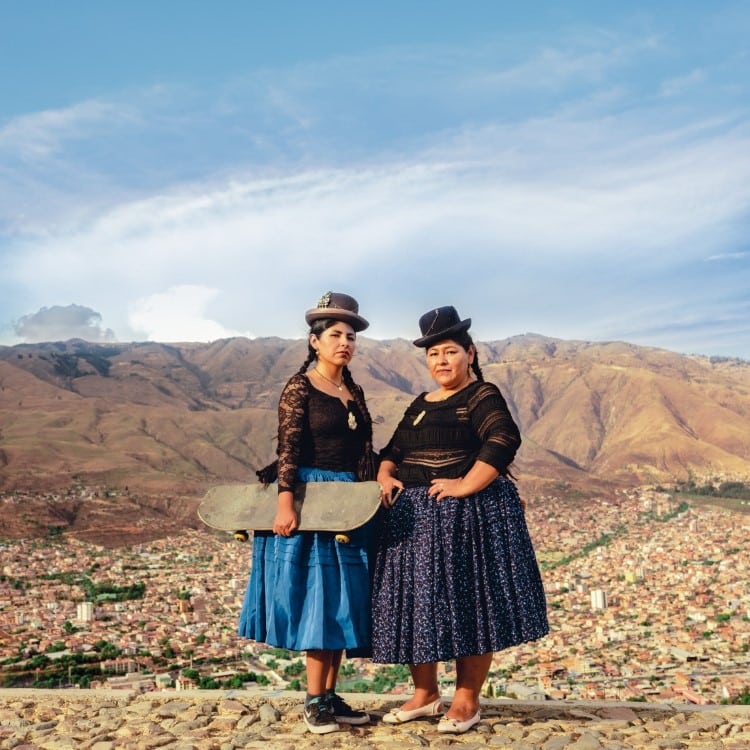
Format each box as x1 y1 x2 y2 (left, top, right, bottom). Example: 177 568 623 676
1 483 749 705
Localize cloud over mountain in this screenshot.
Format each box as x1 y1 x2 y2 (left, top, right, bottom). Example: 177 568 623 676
13 304 116 343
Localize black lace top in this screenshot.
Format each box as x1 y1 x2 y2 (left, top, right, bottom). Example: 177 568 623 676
380 381 521 486
276 372 369 492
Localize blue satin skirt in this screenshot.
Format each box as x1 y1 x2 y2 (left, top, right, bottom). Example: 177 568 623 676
237 467 372 652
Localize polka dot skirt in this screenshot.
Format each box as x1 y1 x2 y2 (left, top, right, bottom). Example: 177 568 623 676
371 478 549 664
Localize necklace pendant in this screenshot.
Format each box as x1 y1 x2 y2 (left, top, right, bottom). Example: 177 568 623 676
314 367 344 391
348 411 358 430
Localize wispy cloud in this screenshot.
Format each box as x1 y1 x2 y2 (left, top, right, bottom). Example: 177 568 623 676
706 252 750 261
4 105 749 346
1 16 749 355
0 99 133 160
660 69 708 98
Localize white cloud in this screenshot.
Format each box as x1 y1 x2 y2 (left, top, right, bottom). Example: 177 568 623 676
128 285 253 343
706 252 750 261
2 18 750 355
13 115 750 272
0 99 132 160
660 69 708 98
3 109 749 348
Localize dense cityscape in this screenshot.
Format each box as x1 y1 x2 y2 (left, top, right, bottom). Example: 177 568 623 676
1 483 749 705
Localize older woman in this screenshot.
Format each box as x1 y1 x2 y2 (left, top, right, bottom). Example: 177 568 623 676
372 305 548 734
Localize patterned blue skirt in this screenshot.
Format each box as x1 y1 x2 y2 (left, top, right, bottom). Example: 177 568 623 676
237 467 372 652
371 477 548 664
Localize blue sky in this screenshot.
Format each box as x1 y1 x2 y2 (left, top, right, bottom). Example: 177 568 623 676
1 1 749 357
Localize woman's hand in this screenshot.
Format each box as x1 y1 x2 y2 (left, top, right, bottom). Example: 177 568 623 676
377 460 404 508
273 491 298 536
428 477 467 502
379 483 404 508
428 462 500 502
273 507 298 536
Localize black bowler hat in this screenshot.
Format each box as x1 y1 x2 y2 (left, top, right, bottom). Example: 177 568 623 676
413 306 471 348
304 291 369 332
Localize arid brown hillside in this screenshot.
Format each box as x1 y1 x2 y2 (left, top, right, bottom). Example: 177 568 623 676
480 336 750 487
1 335 749 538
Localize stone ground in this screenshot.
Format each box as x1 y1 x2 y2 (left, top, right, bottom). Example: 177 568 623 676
1 689 749 749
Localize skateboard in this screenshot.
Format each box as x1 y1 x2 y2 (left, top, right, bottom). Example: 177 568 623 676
198 480 382 543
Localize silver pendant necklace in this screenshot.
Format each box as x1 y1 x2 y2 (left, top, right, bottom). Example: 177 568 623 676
314 368 343 391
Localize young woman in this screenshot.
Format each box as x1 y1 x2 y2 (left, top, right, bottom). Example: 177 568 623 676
238 291 376 734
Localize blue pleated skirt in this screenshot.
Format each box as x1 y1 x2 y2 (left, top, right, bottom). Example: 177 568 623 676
371 477 549 664
237 467 373 652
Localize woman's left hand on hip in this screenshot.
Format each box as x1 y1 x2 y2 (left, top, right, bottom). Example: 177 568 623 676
428 478 462 501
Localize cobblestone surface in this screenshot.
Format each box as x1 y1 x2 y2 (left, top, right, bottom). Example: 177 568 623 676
1 690 749 749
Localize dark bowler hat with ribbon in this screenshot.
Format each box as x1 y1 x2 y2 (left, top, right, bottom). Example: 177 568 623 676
413 306 472 348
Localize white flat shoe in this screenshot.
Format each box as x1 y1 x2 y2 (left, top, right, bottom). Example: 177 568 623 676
437 710 481 734
382 697 444 724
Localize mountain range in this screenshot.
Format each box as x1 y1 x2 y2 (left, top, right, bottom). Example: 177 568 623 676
1 335 749 542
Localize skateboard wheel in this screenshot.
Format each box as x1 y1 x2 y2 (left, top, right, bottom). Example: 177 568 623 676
233 530 249 542
334 533 351 544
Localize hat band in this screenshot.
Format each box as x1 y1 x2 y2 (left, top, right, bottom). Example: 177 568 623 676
422 309 441 338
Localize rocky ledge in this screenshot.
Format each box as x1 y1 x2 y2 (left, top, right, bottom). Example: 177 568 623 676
1 689 749 749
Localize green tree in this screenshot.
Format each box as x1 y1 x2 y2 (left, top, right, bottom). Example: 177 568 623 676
284 659 305 677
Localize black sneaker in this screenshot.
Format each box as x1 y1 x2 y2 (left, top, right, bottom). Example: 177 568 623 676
328 692 370 725
303 697 339 734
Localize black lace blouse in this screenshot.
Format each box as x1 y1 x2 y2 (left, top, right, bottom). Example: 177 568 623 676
380 381 521 486
276 372 368 492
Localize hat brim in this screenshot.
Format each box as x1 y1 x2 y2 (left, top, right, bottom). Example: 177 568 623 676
305 309 369 332
413 318 471 348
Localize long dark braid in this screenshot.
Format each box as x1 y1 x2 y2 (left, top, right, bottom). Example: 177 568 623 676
256 332 318 485
456 330 517 478
298 344 317 375
471 358 485 381
341 365 378 480
456 331 485 382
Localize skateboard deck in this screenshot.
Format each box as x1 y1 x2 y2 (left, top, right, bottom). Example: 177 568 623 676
198 481 382 538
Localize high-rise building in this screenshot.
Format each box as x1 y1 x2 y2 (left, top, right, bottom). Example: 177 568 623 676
76 601 94 622
590 589 608 610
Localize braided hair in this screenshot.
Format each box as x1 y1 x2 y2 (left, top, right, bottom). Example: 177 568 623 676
452 329 519 479
453 330 485 382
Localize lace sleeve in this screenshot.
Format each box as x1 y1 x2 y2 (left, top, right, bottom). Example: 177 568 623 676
468 382 521 473
276 373 309 492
